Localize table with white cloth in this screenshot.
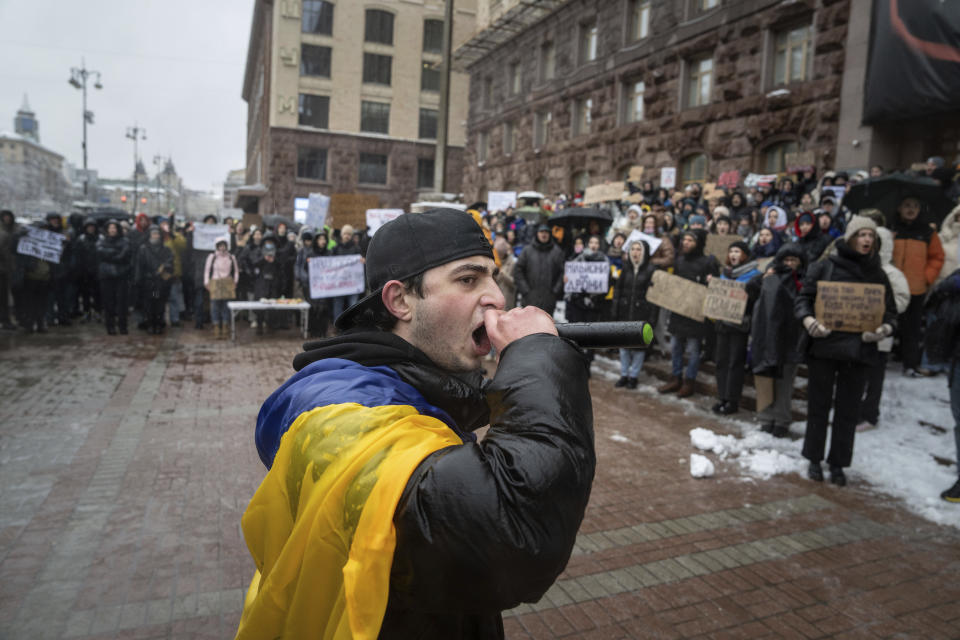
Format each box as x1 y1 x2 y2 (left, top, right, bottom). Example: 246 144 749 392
226 301 311 340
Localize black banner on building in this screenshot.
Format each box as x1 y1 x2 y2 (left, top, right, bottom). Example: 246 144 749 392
863 0 960 124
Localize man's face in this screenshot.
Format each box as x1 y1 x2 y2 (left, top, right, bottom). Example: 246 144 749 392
853 229 875 254
406 256 505 372
870 166 883 177
629 242 644 263
537 229 550 243
342 230 353 244
926 161 937 175
783 256 801 271
898 198 921 222
107 225 118 237
48 217 61 231
681 235 696 253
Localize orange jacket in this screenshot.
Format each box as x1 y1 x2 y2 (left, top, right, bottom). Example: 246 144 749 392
892 229 944 295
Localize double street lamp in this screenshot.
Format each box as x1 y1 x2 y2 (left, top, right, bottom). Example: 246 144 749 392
68 59 103 196
126 125 147 215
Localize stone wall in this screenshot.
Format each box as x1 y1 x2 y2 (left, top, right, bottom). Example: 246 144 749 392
461 0 851 200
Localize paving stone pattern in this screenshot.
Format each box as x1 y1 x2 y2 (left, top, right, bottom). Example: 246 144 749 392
1 326 959 639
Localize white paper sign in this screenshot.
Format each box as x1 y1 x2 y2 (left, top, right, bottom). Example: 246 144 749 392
564 261 609 294
308 254 365 299
821 185 846 202
487 191 517 212
306 193 330 229
623 229 662 257
366 209 404 236
17 227 64 264
660 167 677 189
192 223 230 250
744 173 778 188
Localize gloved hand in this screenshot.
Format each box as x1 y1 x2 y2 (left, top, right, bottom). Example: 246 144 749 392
803 316 831 338
861 324 893 343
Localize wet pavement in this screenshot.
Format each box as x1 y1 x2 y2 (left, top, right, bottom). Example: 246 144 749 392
1 324 958 639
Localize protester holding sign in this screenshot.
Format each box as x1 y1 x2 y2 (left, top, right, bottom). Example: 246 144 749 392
795 216 897 486
564 236 610 368
612 240 658 389
330 225 363 327
13 224 57 333
710 242 762 415
295 230 332 337
186 215 220 329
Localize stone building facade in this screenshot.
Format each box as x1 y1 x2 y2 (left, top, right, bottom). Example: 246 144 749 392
239 0 477 222
456 0 854 200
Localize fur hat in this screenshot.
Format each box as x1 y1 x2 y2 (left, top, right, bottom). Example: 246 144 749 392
843 215 878 241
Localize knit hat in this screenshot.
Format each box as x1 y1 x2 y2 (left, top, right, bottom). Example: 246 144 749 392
843 215 877 241
689 214 707 226
728 240 750 256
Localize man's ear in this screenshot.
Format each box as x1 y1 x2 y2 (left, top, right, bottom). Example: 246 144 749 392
382 280 414 323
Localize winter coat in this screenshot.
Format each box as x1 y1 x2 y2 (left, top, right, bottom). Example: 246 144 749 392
612 243 658 323
876 227 911 352
12 226 53 288
892 216 944 295
794 239 898 367
935 204 960 284
566 250 610 314
715 260 762 334
75 228 101 277
253 258 283 299
667 231 719 339
924 269 960 370
495 252 517 310
96 234 132 280
751 249 806 376
274 234 298 277
295 244 328 295
793 217 833 266
186 231 215 288
241 331 594 639
514 238 565 312
164 232 188 278
135 241 174 295
0 220 19 275
240 240 264 278
649 235 675 269
203 250 239 287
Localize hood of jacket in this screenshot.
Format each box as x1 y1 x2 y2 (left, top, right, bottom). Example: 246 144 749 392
679 229 706 258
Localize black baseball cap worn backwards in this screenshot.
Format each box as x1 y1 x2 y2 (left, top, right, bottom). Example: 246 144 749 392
335 208 494 330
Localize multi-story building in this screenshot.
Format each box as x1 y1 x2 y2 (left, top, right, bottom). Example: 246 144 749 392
1 101 71 213
223 168 246 210
239 0 477 225
454 0 960 200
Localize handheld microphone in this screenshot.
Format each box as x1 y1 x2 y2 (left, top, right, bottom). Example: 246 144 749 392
556 321 654 349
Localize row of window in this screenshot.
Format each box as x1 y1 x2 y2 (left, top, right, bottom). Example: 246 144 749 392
298 94 438 139
301 1 444 52
299 45 440 93
296 146 436 189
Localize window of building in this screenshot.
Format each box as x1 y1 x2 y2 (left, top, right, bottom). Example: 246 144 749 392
623 80 645 123
302 0 334 35
297 147 328 181
573 98 592 136
419 108 438 139
360 101 390 134
629 0 651 41
477 131 489 163
423 19 444 53
421 61 440 92
539 42 555 82
508 61 521 96
579 21 598 64
686 56 713 108
365 9 394 45
363 53 392 85
681 153 707 185
417 157 435 189
572 171 590 193
763 140 799 173
298 94 330 128
358 152 388 184
534 111 550 149
482 76 493 108
504 121 514 155
300 44 331 78
773 24 813 85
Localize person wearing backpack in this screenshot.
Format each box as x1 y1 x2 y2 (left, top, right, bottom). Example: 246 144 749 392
204 238 239 339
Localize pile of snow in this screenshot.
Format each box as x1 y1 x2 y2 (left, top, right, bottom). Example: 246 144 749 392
690 454 715 478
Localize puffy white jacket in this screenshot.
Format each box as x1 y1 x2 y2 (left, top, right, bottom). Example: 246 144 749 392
877 227 911 352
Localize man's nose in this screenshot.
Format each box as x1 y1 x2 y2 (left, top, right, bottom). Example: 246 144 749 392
481 279 505 310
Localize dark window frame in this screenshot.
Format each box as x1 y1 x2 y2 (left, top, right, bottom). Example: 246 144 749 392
419 108 438 140
298 93 330 129
423 19 444 53
360 101 391 134
421 61 440 92
358 152 389 185
365 9 395 45
363 52 393 86
417 157 435 189
297 146 328 181
302 0 334 35
300 44 332 78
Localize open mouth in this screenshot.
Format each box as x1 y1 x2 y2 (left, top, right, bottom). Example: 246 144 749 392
471 323 491 356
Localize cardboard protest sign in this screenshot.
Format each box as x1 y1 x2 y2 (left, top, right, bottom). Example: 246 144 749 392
242 213 263 229
814 281 885 332
308 254 365 299
702 278 749 323
624 229 662 256
646 270 706 322
754 375 775 413
487 191 517 212
564 260 609 294
16 227 64 264
660 167 677 189
365 209 404 236
785 150 815 173
628 166 645 183
704 234 742 261
717 170 741 189
192 223 230 250
625 193 645 204
306 193 330 229
701 182 721 202
331 193 380 230
583 182 625 205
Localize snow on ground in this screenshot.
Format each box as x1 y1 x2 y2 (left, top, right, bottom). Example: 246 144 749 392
690 453 715 478
594 356 960 529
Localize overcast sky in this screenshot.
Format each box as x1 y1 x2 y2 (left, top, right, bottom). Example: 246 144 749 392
0 0 252 196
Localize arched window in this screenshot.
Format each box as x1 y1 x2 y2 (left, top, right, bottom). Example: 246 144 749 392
680 153 707 185
763 140 799 174
365 9 394 45
571 171 590 193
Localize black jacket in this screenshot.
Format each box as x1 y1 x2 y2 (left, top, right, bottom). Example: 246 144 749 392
96 234 131 280
667 231 719 339
612 242 658 324
514 238 565 312
751 247 806 376
76 227 101 276
924 269 960 371
135 241 174 292
253 258 283 299
295 243 328 294
794 239 898 366
288 331 595 639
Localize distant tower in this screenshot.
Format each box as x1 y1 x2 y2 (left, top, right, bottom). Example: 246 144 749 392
14 94 39 142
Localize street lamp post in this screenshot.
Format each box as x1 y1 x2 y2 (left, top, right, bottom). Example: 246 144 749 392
125 125 147 216
69 59 103 197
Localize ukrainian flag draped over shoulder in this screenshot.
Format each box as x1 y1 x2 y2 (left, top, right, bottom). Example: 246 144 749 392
236 402 461 640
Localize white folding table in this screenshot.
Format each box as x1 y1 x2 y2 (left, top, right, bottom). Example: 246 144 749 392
226 301 311 341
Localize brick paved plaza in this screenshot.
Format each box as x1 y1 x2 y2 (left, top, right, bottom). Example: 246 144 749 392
1 326 958 639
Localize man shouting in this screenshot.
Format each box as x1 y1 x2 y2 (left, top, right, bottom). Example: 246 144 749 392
237 209 595 639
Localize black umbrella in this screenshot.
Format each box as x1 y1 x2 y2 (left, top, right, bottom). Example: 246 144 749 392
548 206 614 227
263 215 300 231
844 173 954 226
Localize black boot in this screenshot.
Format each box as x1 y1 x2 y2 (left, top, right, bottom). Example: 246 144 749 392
829 465 847 487
807 462 824 482
771 425 790 439
718 402 739 415
760 423 774 434
614 376 629 388
627 377 638 390
711 401 725 414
